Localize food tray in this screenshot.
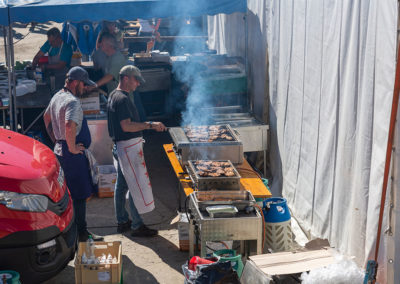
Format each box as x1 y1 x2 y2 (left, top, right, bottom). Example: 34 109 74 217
186 160 241 191
192 190 255 211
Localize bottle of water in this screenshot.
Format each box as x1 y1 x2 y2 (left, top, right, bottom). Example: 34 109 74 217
86 235 95 263
35 67 43 84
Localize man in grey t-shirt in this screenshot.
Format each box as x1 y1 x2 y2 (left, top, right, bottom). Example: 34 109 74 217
44 66 103 242
89 33 127 93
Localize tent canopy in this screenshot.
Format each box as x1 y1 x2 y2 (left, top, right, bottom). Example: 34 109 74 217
0 1 8 25
0 0 246 25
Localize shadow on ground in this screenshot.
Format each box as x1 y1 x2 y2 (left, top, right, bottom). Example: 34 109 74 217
122 255 160 283
0 22 53 39
127 234 187 275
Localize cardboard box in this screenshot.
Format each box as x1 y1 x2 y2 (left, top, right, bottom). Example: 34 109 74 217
97 165 117 198
75 241 122 284
241 248 338 283
80 91 100 115
177 213 192 251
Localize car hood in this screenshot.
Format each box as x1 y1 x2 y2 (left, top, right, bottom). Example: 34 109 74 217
0 129 56 180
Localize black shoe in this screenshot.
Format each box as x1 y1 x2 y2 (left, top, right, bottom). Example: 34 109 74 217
79 230 104 242
131 225 158 237
117 220 132 233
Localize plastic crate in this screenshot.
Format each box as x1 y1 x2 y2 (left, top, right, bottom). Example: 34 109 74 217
75 241 122 284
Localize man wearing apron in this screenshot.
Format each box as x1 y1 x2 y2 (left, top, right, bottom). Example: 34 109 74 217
44 66 103 242
32 27 73 91
107 65 166 237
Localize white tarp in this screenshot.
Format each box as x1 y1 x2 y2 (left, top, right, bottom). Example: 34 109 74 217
208 0 269 120
208 0 397 281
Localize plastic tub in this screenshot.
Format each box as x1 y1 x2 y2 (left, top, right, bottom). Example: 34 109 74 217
212 249 244 278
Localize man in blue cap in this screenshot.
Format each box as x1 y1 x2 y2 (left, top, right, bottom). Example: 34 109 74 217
44 66 103 242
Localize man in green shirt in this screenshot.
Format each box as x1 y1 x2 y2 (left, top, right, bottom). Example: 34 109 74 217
90 33 127 93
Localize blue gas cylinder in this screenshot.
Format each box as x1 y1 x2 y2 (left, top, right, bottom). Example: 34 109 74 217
263 197 292 251
263 197 291 223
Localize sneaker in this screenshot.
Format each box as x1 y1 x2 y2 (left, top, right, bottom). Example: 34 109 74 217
117 220 132 233
79 230 104 242
130 225 158 237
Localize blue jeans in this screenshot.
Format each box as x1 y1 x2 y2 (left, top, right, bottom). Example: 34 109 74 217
113 145 144 230
73 198 87 234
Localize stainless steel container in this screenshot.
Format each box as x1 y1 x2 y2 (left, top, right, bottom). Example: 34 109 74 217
211 111 269 152
169 124 244 165
188 190 262 257
186 160 241 191
87 117 114 165
191 190 255 211
137 68 171 92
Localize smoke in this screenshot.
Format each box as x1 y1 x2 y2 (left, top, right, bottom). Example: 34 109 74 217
171 16 214 127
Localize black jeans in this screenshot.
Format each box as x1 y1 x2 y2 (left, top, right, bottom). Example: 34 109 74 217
73 198 87 234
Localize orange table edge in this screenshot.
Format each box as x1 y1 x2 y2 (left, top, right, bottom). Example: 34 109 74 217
163 144 272 199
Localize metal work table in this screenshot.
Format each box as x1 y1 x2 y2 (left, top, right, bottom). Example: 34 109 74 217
188 192 263 258
164 142 268 257
1 84 52 132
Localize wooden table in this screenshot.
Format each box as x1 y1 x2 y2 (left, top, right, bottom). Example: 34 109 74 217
163 144 272 199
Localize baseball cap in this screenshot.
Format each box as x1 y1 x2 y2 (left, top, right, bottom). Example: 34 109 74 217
66 66 96 86
119 65 145 84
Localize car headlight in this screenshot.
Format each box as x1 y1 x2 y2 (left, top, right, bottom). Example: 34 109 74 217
0 191 48 212
57 166 65 188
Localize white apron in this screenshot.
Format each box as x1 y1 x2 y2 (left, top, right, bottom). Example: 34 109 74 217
115 137 155 214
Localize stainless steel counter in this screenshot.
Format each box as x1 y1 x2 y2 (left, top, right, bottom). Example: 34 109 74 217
87 115 114 165
209 108 269 175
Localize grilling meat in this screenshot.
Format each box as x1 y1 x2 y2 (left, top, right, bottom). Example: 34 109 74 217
184 125 234 142
193 160 237 177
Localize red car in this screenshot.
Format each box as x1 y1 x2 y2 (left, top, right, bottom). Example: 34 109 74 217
0 128 76 283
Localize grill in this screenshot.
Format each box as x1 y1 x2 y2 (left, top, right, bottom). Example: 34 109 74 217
188 190 263 257
169 124 243 165
186 160 241 191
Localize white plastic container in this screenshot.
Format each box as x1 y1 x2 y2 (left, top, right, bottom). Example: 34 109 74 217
34 67 44 84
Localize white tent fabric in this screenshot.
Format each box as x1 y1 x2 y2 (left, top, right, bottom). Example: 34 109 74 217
268 0 396 273
208 0 398 281
208 0 269 120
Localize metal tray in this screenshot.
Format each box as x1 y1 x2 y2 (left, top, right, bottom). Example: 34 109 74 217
192 190 255 211
186 160 241 191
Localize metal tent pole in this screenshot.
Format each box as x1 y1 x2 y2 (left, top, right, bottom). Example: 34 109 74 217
5 26 15 131
244 9 251 114
8 23 18 131
7 17 17 131
2 27 10 129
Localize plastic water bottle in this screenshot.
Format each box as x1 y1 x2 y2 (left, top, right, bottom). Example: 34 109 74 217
34 67 43 84
86 235 95 263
